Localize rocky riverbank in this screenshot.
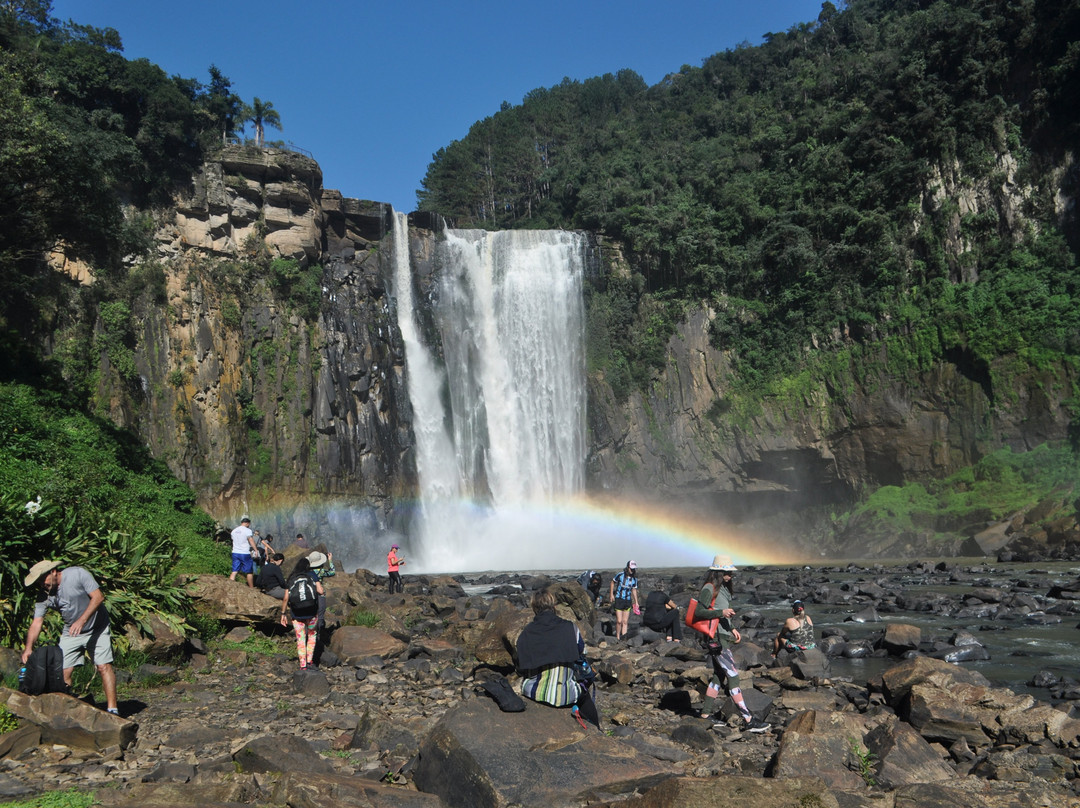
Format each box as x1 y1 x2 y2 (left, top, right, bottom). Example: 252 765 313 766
2 560 1079 807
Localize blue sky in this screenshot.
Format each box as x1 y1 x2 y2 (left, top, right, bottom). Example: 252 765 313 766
51 1 827 213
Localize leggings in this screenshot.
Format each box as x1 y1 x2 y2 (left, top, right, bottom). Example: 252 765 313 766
291 616 318 667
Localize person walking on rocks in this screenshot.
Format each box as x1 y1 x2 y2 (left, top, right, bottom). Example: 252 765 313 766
280 557 323 670
307 550 336 627
608 560 639 641
693 555 769 733
21 560 119 715
229 517 258 587
773 599 816 657
387 544 405 594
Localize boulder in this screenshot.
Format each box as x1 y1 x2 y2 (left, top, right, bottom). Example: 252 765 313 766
0 688 136 751
789 648 830 680
329 626 407 664
233 733 334 774
881 623 922 654
597 774 840 808
270 771 444 808
879 656 991 709
413 696 671 808
771 710 874 790
864 715 954 789
185 575 281 624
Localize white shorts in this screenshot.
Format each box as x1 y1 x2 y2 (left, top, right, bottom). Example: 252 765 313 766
60 622 114 668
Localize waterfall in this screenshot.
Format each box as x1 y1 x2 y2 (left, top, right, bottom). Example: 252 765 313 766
392 213 587 571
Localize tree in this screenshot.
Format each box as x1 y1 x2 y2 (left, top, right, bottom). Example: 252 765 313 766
241 96 281 146
204 65 243 145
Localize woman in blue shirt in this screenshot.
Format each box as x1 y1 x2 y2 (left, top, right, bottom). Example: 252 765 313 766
608 560 639 641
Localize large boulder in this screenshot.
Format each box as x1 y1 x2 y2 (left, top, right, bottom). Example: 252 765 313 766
184 574 281 624
413 696 671 808
0 688 136 751
328 626 407 663
879 656 991 709
596 774 841 808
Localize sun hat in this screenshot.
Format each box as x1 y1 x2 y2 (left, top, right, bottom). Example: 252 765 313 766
708 555 738 572
25 559 61 588
307 551 328 568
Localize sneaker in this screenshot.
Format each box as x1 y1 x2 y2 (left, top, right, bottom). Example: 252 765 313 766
106 707 120 716
744 717 771 733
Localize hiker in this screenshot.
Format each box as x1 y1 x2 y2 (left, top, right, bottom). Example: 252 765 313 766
515 587 599 727
307 550 336 626
642 589 682 642
576 570 603 607
608 560 639 640
280 558 323 670
773 599 816 656
257 553 287 599
387 543 405 594
21 560 119 715
255 532 275 570
293 532 310 550
228 516 258 587
692 555 770 733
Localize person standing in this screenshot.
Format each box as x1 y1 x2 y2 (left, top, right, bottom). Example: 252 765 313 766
773 599 816 656
229 517 257 587
307 550 336 627
21 560 119 715
693 555 769 733
642 589 682 642
280 558 323 670
387 544 405 594
608 560 639 641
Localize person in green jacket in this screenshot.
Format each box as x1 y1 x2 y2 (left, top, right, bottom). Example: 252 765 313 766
693 555 770 733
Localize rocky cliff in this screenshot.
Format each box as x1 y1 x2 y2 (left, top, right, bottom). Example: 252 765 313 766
63 145 1076 562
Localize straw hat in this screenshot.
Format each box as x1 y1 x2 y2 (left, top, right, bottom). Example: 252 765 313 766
25 559 61 587
708 555 737 572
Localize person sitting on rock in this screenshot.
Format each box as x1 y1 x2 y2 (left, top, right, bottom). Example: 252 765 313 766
642 589 682 642
257 553 287 599
773 599 816 657
516 587 599 727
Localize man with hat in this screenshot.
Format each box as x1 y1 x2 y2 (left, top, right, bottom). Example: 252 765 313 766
692 555 769 733
773 599 816 657
21 560 119 715
229 516 258 587
387 543 405 594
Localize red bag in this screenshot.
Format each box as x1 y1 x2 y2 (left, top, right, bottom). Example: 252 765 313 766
685 596 719 638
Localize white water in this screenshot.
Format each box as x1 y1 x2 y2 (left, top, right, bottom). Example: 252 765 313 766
392 214 588 572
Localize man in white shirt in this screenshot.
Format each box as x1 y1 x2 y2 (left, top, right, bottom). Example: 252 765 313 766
229 516 257 587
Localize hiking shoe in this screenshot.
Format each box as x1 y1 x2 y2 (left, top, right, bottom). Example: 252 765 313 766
744 717 771 733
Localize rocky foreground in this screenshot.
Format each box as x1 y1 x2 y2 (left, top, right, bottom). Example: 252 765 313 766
2 559 1080 808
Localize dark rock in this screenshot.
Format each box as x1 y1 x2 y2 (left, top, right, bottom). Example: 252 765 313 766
233 734 334 774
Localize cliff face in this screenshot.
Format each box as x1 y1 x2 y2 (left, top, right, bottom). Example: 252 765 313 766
70 145 1075 559
85 147 413 545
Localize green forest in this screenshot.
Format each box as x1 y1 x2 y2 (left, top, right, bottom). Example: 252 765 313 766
419 0 1080 400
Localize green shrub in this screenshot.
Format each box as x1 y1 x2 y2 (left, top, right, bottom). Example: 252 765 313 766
347 609 380 628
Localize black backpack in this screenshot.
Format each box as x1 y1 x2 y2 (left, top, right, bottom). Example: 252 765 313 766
288 575 317 613
19 645 66 696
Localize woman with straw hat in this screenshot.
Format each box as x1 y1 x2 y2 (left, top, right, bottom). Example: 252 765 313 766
693 555 770 733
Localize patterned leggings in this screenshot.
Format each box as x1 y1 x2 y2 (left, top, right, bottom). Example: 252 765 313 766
291 616 318 667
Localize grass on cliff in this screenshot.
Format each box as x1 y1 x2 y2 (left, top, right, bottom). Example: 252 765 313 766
837 444 1080 540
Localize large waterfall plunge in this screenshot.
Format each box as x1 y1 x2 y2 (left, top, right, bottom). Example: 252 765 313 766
392 213 588 572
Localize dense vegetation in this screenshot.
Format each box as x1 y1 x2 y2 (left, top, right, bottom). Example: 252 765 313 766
0 2 268 646
419 0 1080 401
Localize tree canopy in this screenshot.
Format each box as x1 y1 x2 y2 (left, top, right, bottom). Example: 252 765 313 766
418 0 1080 392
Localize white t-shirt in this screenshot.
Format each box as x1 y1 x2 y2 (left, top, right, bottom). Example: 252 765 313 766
231 524 254 554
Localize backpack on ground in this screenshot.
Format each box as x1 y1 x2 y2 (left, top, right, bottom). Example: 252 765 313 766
288 575 317 613
19 645 66 696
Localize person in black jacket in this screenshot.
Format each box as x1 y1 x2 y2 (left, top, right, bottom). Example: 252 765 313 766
516 588 599 727
642 590 682 642
257 553 287 599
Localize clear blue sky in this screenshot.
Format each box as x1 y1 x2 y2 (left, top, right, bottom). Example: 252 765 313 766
51 1 826 213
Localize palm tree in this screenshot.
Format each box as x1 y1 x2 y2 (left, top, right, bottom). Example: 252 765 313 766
240 97 282 147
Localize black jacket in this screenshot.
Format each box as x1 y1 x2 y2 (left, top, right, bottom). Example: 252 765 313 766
516 611 581 672
258 563 286 592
